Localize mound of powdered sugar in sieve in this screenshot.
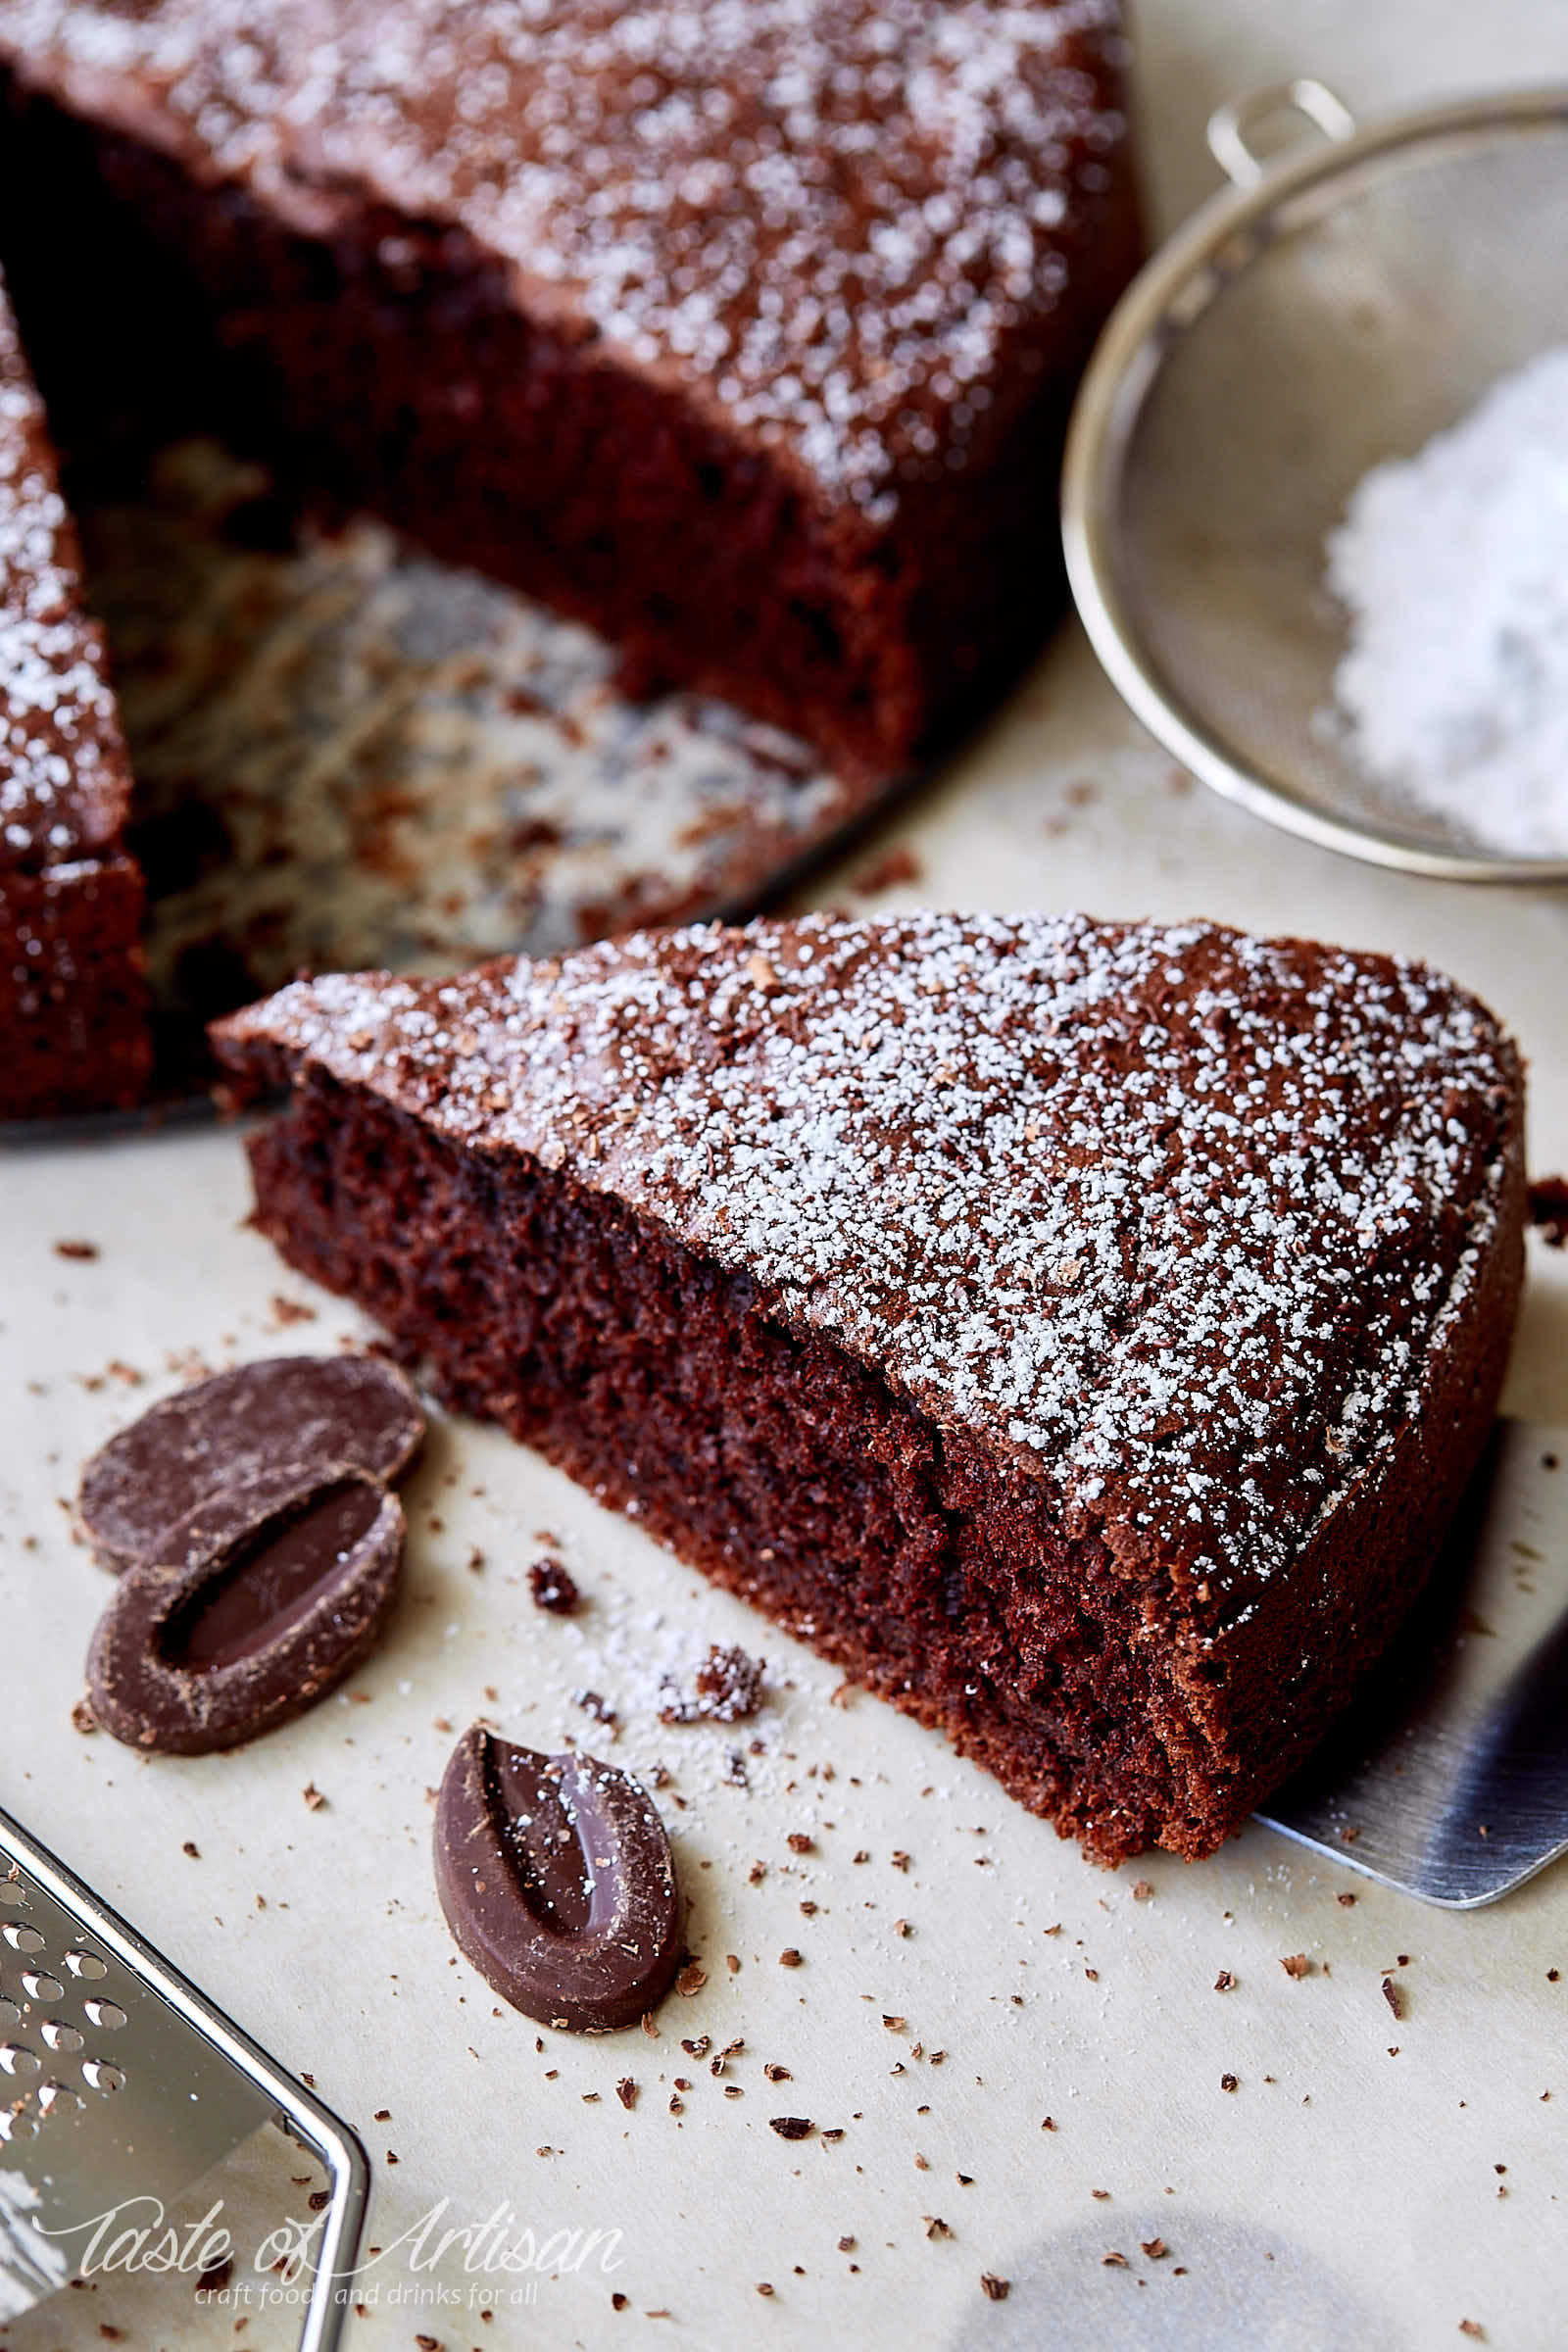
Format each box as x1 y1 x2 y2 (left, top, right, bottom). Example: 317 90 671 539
1324 343 1568 858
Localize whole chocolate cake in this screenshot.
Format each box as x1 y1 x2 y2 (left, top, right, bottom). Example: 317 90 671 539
0 0 1140 789
0 266 147 1119
213 912 1527 1862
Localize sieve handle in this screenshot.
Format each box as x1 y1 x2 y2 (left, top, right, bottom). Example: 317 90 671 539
1206 80 1356 187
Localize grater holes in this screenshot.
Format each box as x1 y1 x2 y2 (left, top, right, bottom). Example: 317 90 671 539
20 1971 65 2004
82 1996 126 2032
0 2109 36 2142
0 1883 26 1907
0 2041 41 2078
40 2020 83 2053
0 1997 18 2027
2 1924 44 1953
63 1949 108 1980
82 2058 125 2093
36 2079 84 2116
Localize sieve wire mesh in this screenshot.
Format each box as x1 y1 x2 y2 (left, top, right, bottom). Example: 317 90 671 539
1089 101 1568 871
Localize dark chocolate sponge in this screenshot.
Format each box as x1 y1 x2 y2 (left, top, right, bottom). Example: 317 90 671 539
212 912 1527 1862
0 267 147 1118
0 0 1139 789
0 1 1140 1116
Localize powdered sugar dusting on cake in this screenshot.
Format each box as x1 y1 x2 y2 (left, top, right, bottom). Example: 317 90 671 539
220 912 1522 1622
0 0 1129 517
0 270 127 865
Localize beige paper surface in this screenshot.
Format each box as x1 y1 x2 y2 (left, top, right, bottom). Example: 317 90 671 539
6 3 1568 2345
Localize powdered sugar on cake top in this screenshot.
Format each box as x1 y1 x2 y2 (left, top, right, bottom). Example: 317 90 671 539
221 912 1522 1621
0 271 127 865
0 0 1130 519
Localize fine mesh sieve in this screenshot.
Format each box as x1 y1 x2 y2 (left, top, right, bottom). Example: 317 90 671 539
1061 81 1568 881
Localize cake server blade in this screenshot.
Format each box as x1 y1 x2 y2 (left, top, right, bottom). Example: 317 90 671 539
0 1805 368 2344
1257 1418 1568 1906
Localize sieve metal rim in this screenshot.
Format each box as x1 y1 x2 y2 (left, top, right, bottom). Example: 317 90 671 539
1061 81 1568 885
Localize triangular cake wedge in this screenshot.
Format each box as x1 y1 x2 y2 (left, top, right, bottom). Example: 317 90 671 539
212 914 1526 1862
0 264 148 1117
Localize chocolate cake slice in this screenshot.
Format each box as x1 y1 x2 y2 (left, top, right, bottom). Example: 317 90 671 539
212 914 1526 1862
0 0 1139 789
0 264 147 1118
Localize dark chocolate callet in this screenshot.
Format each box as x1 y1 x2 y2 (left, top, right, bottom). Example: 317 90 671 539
79 1354 426 1573
85 1462 404 1755
434 1728 684 2034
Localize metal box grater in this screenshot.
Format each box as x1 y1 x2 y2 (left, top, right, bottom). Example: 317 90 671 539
0 1805 368 2349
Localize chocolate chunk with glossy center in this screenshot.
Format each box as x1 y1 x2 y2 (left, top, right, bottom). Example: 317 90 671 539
79 1354 425 1573
434 1728 683 2033
86 1462 404 1754
174 1480 385 1670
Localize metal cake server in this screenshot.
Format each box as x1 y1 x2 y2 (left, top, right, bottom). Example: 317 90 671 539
1258 1419 1568 1906
0 1804 368 2344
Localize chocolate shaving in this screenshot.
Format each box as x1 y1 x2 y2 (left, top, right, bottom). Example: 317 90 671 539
529 1557 581 1614
852 846 923 896
1528 1176 1568 1248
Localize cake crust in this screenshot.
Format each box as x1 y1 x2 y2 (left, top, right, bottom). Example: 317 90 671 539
214 913 1527 1860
